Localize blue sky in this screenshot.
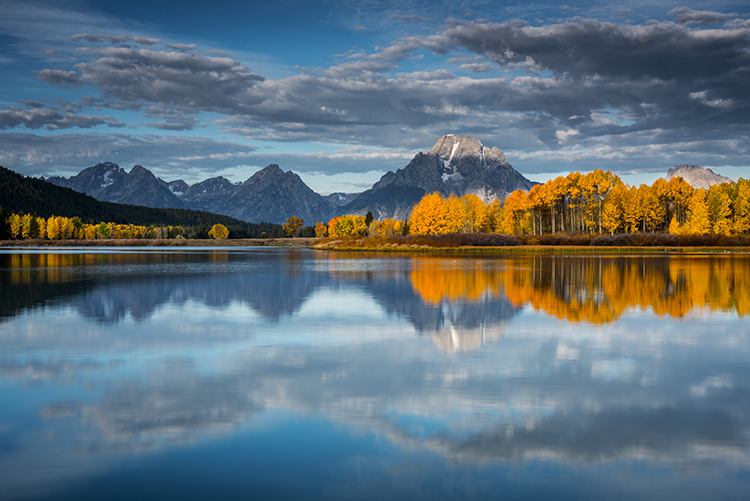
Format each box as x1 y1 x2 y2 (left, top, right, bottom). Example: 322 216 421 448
1 0 749 193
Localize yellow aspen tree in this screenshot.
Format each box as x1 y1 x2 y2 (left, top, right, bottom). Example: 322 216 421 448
686 189 711 235
458 194 486 233
707 183 732 235
640 184 665 232
36 217 47 239
20 214 38 239
484 199 502 233
9 214 22 239
314 221 328 237
409 192 448 235
622 186 641 233
732 179 750 234
209 223 229 239
443 194 465 234
83 224 96 239
502 190 531 235
601 183 627 234
283 216 304 237
565 172 583 234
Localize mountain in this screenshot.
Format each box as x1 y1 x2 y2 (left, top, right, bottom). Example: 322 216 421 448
666 165 734 189
47 162 185 209
0 165 283 237
42 134 536 224
341 134 536 220
48 163 334 224
191 164 334 225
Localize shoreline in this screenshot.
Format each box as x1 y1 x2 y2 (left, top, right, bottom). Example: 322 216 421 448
0 238 317 248
312 242 750 254
2 237 749 254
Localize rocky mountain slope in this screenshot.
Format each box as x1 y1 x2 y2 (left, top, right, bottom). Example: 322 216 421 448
47 162 186 209
666 165 734 189
340 134 536 220
49 163 335 224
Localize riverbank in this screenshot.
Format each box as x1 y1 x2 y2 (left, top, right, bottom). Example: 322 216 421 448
313 233 750 254
0 237 317 247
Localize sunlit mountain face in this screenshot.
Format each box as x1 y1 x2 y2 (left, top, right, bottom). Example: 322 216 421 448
1 248 750 500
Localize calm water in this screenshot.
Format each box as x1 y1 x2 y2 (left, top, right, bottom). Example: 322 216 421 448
1 247 749 500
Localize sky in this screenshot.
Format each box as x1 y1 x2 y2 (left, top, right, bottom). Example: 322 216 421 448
0 0 749 194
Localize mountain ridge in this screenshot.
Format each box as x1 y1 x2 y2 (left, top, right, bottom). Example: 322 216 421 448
666 165 734 189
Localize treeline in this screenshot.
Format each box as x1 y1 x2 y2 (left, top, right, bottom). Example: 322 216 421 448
0 165 284 239
321 170 750 238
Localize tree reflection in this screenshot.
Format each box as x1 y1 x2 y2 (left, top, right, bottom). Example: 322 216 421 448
406 255 750 323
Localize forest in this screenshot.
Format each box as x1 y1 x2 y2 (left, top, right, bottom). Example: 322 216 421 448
324 170 750 238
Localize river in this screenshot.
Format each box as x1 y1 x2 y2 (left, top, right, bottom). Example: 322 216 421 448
1 247 749 500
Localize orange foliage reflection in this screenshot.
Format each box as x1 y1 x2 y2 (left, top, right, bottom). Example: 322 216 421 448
409 257 504 304
407 255 750 322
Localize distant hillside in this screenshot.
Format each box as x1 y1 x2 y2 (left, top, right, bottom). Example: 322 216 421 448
0 165 284 237
666 165 734 189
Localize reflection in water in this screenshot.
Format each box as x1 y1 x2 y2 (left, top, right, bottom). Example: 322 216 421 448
500 254 750 322
1 249 750 499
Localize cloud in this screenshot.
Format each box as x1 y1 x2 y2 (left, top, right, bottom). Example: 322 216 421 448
166 43 198 52
3 1 750 184
0 132 257 180
142 117 200 131
70 33 160 45
0 104 123 130
36 69 83 88
669 7 737 25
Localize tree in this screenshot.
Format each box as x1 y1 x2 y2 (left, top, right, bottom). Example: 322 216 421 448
686 189 711 235
96 221 111 239
364 211 374 229
409 192 449 235
314 221 328 237
601 183 627 234
733 179 750 234
328 214 367 236
209 223 229 239
283 216 305 237
707 183 732 235
499 190 530 235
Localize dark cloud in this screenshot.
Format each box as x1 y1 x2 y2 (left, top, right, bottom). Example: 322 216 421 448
669 7 737 25
165 43 198 52
71 47 265 113
36 69 82 88
0 105 123 130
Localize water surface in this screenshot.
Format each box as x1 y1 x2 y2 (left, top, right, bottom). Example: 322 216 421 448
1 248 749 500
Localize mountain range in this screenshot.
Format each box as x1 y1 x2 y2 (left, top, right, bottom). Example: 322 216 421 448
46 135 537 224
43 135 734 225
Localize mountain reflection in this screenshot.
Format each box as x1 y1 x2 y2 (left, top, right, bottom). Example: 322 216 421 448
3 251 750 329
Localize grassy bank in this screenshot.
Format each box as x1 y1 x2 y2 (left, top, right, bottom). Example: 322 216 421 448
313 233 750 254
0 237 317 248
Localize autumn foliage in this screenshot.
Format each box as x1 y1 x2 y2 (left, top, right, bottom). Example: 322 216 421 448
3 212 189 240
404 172 750 237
